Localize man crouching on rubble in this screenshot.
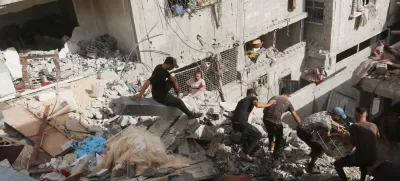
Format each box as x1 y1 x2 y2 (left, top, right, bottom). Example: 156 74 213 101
297 107 346 174
132 57 202 119
334 107 380 181
232 89 276 160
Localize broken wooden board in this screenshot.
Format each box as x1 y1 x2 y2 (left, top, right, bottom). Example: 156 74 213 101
148 116 180 137
2 105 70 157
205 134 224 157
161 116 201 151
180 160 217 180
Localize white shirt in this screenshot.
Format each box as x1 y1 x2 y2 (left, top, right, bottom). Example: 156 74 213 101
186 78 206 100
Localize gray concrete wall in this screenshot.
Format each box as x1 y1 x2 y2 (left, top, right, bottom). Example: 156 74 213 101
304 0 335 51
280 46 373 129
130 0 307 68
72 0 136 52
225 42 307 103
97 0 136 52
330 0 391 54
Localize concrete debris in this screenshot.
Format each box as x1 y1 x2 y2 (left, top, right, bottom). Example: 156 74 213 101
161 115 201 151
0 60 16 97
3 47 22 80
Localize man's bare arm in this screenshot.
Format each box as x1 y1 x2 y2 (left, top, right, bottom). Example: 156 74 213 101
200 82 206 90
253 99 276 108
132 80 150 99
291 111 301 124
169 75 181 95
331 120 345 132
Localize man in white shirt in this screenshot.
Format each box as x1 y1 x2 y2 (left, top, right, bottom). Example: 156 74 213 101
186 72 206 100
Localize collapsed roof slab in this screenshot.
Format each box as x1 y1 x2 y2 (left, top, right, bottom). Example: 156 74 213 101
356 77 400 102
113 97 183 117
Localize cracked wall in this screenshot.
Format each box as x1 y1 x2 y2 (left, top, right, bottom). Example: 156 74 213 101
130 0 306 68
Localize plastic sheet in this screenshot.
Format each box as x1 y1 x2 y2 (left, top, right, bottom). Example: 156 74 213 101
72 136 106 158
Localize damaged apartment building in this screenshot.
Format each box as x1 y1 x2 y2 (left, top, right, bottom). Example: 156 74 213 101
2 0 400 108
1 0 400 180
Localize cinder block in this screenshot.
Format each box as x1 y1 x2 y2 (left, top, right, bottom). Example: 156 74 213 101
112 97 183 117
375 63 388 75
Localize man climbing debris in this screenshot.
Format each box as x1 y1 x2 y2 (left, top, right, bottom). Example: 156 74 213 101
334 107 381 181
297 107 346 174
263 87 301 159
231 88 276 160
132 57 202 119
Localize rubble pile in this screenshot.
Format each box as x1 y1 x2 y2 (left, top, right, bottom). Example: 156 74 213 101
24 34 132 82
0 35 367 180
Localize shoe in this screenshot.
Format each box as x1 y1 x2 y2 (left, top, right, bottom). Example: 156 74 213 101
306 164 321 174
240 152 253 161
269 141 275 151
188 113 202 119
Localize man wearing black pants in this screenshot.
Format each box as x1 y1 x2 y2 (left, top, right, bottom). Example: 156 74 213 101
232 89 276 160
133 57 202 119
263 88 301 159
334 107 380 181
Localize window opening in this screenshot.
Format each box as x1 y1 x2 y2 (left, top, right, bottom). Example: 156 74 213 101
306 1 324 24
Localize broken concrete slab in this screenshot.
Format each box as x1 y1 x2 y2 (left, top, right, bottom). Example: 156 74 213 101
4 47 22 80
180 160 217 180
189 125 218 141
0 60 16 98
161 116 201 151
205 134 224 157
148 116 179 137
37 91 57 102
177 139 207 162
113 97 183 117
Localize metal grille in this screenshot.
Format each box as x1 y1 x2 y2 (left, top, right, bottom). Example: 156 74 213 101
220 47 238 85
170 47 238 95
170 61 217 95
279 79 299 94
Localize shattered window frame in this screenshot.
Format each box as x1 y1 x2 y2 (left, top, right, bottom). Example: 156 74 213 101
305 0 324 25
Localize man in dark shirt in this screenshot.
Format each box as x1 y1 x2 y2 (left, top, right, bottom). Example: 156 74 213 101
232 89 276 160
132 57 202 119
263 88 302 159
334 107 380 181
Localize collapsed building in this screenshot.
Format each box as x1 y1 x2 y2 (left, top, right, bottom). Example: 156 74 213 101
0 0 400 180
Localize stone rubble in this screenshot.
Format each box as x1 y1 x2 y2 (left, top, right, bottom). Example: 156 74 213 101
0 34 368 181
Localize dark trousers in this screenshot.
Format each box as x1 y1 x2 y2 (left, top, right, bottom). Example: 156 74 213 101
153 81 193 116
297 126 324 158
334 155 373 181
232 121 262 154
263 120 283 154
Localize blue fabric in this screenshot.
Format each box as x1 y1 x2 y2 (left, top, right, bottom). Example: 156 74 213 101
73 136 106 158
